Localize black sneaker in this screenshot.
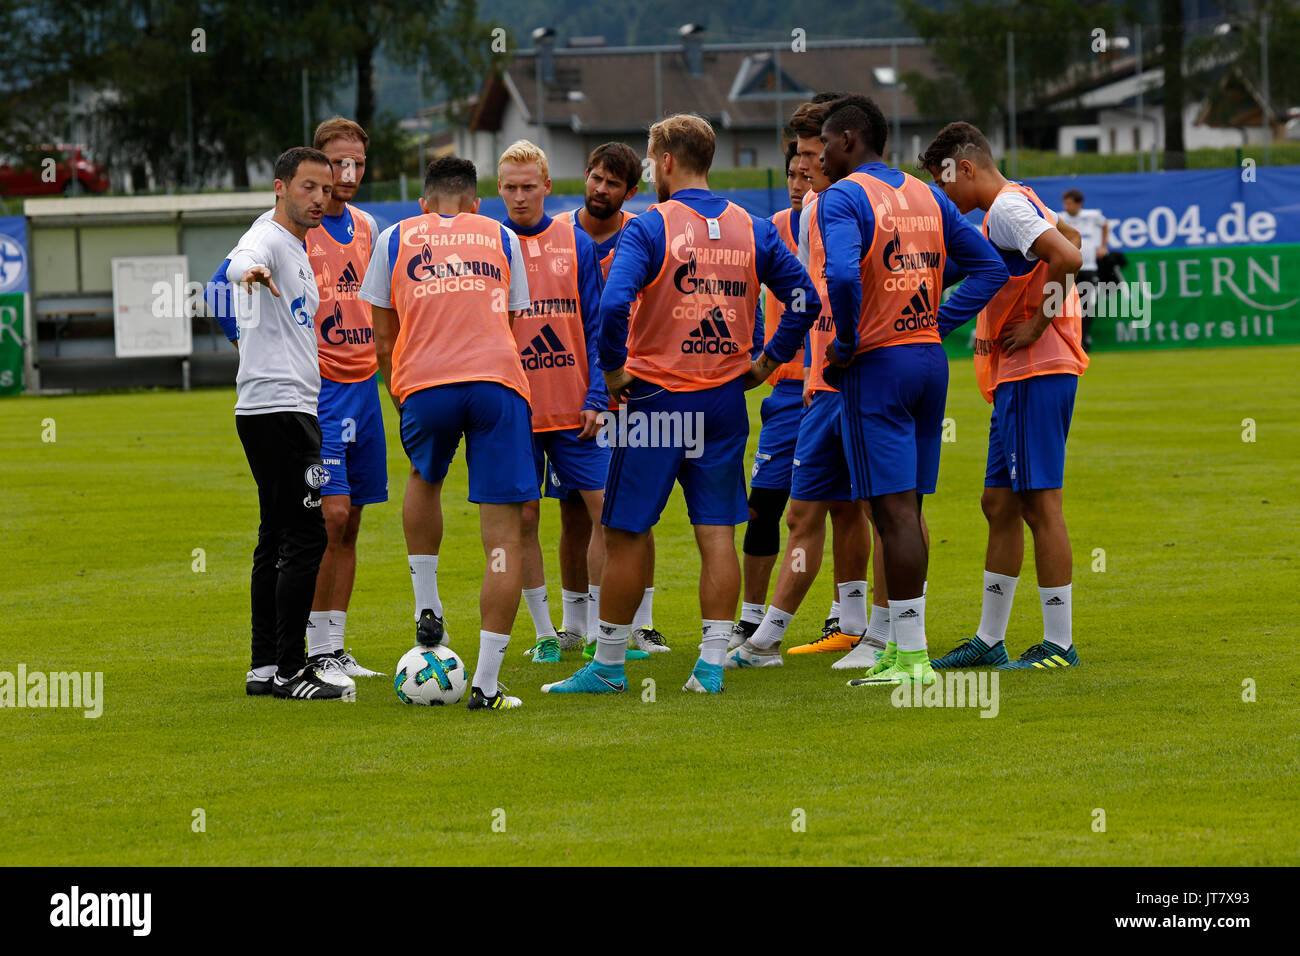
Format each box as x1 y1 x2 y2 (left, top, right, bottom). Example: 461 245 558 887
728 620 757 650
272 664 356 701
466 684 521 711
245 670 274 696
416 608 447 647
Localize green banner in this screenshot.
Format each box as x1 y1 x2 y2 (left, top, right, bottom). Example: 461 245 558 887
943 242 1300 356
0 292 23 395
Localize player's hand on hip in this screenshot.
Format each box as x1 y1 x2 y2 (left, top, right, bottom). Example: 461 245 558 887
240 266 280 298
825 340 852 369
577 408 602 440
603 367 636 404
743 356 774 390
999 321 1042 356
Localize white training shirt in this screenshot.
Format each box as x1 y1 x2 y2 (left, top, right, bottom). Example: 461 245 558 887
226 216 321 416
1057 207 1107 272
986 191 1056 261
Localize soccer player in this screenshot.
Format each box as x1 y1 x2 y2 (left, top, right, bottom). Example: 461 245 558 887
733 141 812 648
227 146 355 701
918 122 1088 671
299 117 386 681
495 140 616 665
729 101 876 668
360 157 534 711
810 96 1007 688
542 113 819 696
551 143 666 656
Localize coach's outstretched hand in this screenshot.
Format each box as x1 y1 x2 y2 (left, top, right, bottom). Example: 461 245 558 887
240 265 280 298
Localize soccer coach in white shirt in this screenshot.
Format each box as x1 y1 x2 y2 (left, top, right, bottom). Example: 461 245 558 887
228 146 354 701
1059 188 1108 352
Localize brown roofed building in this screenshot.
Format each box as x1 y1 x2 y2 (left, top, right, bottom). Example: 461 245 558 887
456 34 948 179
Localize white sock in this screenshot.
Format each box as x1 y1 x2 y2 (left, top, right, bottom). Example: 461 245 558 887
328 610 346 654
561 589 588 638
701 620 731 666
307 611 332 658
740 601 765 626
409 554 442 619
472 630 510 696
889 596 927 652
828 597 841 621
838 580 868 636
586 585 602 644
594 620 630 666
751 606 792 649
632 587 655 629
523 585 556 638
867 605 891 644
1040 584 1073 650
250 664 275 679
977 571 1018 647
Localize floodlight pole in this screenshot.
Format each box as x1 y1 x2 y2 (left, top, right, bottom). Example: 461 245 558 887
1006 32 1017 178
1135 24 1144 172
892 42 902 167
1261 12 1271 165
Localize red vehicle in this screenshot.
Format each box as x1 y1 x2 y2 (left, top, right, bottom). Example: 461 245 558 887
0 144 110 197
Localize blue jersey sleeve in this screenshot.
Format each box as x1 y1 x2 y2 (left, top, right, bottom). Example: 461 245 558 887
817 184 868 360
205 257 239 342
598 212 663 371
754 217 821 365
574 230 608 410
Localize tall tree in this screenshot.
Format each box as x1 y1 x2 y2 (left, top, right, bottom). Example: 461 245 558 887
900 0 1128 148
333 0 501 136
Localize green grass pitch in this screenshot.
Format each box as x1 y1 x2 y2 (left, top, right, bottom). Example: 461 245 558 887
1 346 1297 866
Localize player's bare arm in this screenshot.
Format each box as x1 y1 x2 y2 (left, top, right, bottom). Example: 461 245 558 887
371 303 402 411
1001 227 1084 356
1057 219 1082 249
744 354 779 390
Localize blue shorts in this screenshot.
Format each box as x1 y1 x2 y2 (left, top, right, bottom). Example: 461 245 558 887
601 377 749 534
399 382 535 504
318 374 388 505
534 426 610 498
790 390 852 502
839 342 948 498
986 373 1078 492
750 380 804 491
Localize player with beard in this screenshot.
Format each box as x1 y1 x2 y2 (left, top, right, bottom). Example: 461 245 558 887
543 114 818 696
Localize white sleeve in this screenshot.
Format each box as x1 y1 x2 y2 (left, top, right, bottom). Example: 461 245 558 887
359 225 397 309
987 193 1054 260
797 205 811 267
506 230 531 312
226 223 271 281
357 209 379 244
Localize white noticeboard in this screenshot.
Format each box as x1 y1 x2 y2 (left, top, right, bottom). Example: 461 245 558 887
111 255 193 358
